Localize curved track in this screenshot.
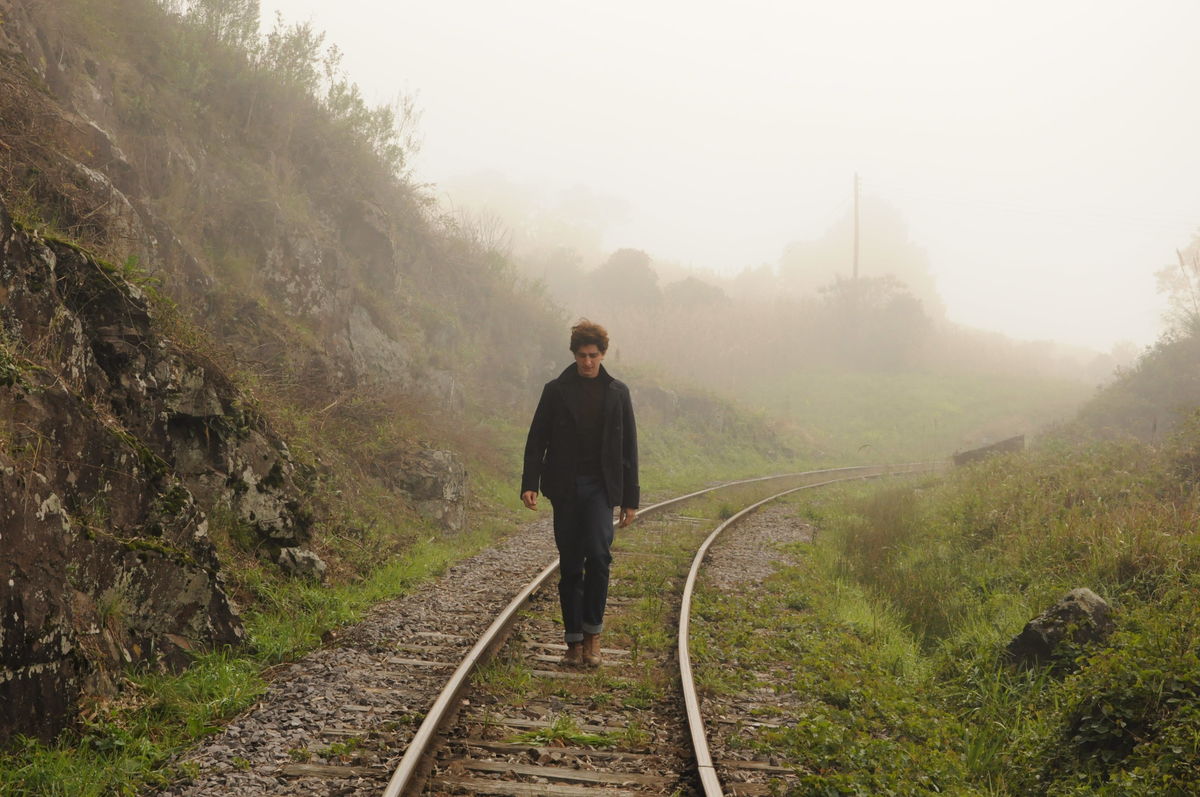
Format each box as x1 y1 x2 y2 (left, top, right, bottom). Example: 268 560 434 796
389 462 941 796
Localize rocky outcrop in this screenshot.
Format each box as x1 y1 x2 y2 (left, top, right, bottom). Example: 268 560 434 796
395 448 468 533
366 443 468 533
0 202 311 742
0 0 483 744
0 0 463 407
1006 587 1114 666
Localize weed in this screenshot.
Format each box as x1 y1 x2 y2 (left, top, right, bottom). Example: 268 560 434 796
613 720 650 747
474 654 532 697
508 714 617 748
287 747 311 763
621 680 659 709
317 738 360 759
96 590 130 638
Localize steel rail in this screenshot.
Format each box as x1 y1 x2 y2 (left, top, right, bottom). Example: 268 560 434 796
380 556 560 797
678 462 943 796
382 462 942 796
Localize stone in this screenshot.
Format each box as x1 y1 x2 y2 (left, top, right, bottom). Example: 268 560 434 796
1006 587 1114 666
345 304 413 385
394 448 468 533
276 548 328 582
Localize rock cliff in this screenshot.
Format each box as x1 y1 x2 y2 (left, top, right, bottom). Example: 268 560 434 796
0 202 312 742
0 0 529 745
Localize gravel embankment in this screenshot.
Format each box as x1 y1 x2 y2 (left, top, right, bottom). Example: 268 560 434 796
158 516 558 797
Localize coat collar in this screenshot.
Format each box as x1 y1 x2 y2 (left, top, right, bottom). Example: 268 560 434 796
555 363 614 429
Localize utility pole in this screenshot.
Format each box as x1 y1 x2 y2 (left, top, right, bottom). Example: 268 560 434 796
852 172 860 281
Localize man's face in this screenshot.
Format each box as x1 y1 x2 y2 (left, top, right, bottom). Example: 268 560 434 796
574 344 604 378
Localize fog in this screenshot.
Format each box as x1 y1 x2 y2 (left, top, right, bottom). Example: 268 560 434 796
261 0 1200 353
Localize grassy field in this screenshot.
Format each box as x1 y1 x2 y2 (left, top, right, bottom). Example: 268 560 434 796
742 366 1093 462
704 424 1200 794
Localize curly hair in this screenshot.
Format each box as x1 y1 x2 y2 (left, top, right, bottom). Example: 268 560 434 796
569 319 609 353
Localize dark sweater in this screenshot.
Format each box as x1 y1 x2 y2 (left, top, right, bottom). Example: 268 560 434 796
574 375 606 478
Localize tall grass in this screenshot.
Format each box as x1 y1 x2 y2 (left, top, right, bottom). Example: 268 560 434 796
797 427 1200 793
693 520 970 794
0 651 261 796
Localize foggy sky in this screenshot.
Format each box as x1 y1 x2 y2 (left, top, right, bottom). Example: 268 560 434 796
261 0 1200 352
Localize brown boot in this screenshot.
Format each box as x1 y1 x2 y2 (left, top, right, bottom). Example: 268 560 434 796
582 633 602 668
561 641 584 667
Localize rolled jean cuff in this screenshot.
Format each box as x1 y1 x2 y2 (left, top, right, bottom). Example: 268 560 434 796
582 621 603 635
564 631 584 643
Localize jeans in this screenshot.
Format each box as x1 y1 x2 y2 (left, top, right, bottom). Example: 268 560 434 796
551 476 614 643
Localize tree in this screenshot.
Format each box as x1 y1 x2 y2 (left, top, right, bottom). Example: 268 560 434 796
588 248 660 308
779 196 944 318
185 0 259 50
1157 235 1200 336
817 275 931 368
260 13 324 94
663 276 729 308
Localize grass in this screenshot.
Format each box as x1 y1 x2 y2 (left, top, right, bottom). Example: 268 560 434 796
743 365 1091 462
699 427 1200 794
0 651 262 796
240 529 490 662
692 528 970 794
0 521 496 794
508 714 621 748
476 651 535 698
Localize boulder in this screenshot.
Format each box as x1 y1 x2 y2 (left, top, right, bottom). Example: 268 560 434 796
276 548 327 582
1006 587 1114 666
395 448 468 533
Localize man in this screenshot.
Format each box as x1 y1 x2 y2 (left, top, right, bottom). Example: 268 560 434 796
521 319 639 667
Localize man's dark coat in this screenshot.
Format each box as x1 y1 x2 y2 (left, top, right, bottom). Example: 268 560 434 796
521 364 639 509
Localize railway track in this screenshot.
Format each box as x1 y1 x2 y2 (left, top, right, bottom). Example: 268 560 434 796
393 463 939 796
161 464 940 796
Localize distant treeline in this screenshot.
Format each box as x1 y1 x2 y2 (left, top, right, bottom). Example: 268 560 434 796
1077 237 1200 441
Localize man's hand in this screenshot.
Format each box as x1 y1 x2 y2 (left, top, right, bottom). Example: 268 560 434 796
618 507 637 528
521 490 538 510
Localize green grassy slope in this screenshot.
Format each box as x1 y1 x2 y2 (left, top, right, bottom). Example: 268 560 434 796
737 386 1200 792
743 366 1091 462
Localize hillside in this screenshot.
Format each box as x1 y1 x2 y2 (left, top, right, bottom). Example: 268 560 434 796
763 387 1200 792
1076 322 1200 442
684 320 1200 793
1072 238 1200 442
0 0 801 749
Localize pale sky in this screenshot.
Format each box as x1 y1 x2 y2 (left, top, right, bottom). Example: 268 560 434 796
261 0 1200 351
